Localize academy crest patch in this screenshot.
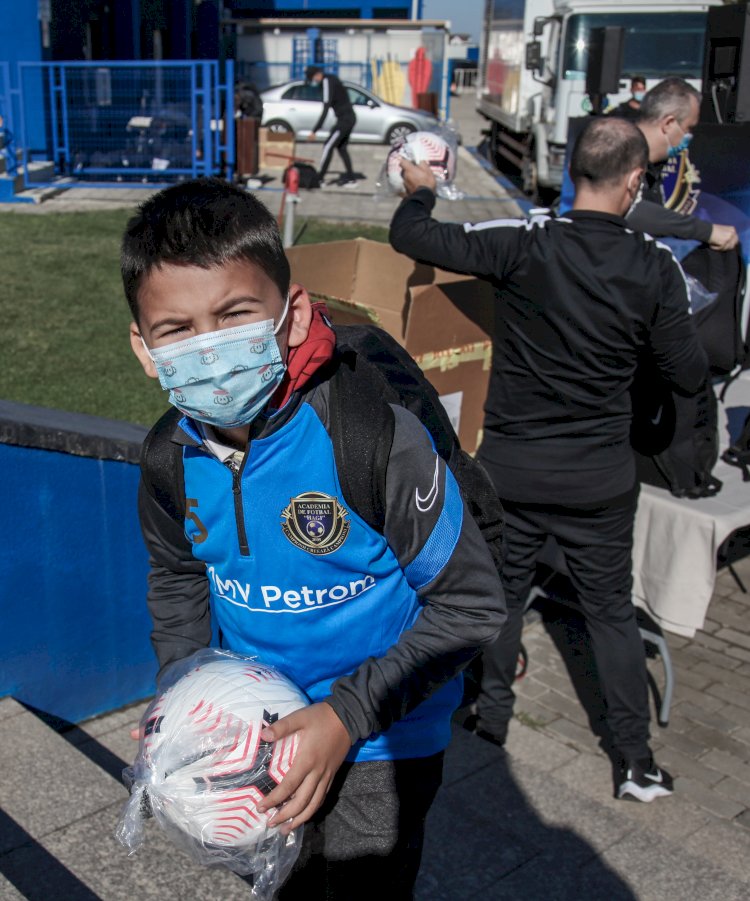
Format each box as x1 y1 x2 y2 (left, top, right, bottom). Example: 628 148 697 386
281 492 350 555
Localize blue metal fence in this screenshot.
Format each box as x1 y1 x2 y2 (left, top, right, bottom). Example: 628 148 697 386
0 61 18 177
13 60 234 189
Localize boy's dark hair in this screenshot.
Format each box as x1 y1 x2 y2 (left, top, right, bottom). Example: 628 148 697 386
121 178 290 323
305 66 323 81
570 117 648 188
639 77 701 125
631 75 646 87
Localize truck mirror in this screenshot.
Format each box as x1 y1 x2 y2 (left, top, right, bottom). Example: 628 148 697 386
526 41 542 72
533 18 545 37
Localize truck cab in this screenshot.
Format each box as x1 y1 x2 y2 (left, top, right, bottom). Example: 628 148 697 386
479 0 718 198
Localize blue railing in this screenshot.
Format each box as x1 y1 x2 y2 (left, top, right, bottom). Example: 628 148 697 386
12 59 234 189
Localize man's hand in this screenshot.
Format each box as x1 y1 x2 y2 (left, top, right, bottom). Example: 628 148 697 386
709 223 739 252
256 702 351 834
309 132 317 141
400 158 436 196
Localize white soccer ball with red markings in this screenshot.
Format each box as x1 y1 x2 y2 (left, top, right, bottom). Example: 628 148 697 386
140 655 308 852
386 131 457 193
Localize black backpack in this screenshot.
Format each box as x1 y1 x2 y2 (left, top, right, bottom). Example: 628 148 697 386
630 370 722 499
682 244 748 377
140 324 504 574
283 162 321 190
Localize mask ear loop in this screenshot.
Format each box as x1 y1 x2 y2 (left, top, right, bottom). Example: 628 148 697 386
273 293 291 336
140 335 155 362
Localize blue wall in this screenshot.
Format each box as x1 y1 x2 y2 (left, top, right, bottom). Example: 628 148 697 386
0 441 156 723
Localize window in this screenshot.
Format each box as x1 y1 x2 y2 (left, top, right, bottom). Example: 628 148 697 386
347 87 374 106
281 83 323 101
562 12 707 80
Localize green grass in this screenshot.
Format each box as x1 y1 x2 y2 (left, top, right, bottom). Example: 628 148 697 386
0 209 388 426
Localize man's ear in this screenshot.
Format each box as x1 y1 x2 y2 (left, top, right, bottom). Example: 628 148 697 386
286 284 313 349
627 167 645 195
129 322 159 379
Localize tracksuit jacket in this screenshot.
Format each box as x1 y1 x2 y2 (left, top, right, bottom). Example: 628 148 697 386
138 370 506 763
389 188 709 506
311 74 355 134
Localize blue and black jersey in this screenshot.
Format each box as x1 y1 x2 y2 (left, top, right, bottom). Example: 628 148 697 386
138 371 505 762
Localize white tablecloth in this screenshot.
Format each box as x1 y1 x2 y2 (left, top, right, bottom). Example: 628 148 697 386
633 373 750 636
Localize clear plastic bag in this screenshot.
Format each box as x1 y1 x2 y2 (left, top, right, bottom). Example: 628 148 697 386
375 123 464 201
685 274 719 314
115 649 309 899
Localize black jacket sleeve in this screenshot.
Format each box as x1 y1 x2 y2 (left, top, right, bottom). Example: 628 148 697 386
138 480 212 679
389 187 524 282
627 199 713 244
311 76 333 135
325 405 506 743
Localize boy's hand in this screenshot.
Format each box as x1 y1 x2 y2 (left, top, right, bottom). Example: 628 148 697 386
257 702 351 834
400 158 436 196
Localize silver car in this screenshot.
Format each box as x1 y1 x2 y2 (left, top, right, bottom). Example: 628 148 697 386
259 80 442 145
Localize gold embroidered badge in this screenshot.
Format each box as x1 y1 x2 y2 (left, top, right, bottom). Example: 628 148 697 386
281 492 350 555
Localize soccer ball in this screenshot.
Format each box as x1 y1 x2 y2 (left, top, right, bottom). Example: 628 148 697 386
139 654 309 853
386 131 457 193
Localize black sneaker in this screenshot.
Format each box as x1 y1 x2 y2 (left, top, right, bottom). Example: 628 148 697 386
617 756 674 802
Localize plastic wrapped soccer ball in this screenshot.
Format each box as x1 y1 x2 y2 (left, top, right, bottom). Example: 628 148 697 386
385 130 457 194
117 650 309 884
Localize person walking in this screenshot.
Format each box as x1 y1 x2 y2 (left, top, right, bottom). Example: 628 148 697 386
306 66 358 188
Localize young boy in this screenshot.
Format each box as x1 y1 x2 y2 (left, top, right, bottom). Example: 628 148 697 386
123 178 505 898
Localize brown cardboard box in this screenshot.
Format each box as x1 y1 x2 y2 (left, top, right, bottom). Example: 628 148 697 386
258 127 295 171
286 238 495 455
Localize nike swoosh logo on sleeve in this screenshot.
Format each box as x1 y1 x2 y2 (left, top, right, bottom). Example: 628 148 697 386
415 455 440 513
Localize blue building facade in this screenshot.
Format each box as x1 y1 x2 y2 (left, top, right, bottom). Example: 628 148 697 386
0 1 422 67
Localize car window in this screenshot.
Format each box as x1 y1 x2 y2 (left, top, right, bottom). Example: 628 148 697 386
281 84 323 101
347 87 374 106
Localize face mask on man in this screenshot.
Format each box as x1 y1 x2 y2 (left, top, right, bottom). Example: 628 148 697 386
144 297 290 428
633 91 645 103
666 121 693 159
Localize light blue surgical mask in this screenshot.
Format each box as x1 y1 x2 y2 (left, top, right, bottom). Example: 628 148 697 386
633 90 645 103
144 298 289 428
666 121 693 159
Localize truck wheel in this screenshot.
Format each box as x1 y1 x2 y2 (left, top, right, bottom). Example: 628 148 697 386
521 146 539 201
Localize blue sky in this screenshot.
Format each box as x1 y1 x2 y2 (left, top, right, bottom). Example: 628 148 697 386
422 0 484 42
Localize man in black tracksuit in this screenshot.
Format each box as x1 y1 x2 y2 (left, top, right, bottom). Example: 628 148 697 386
390 116 709 802
306 66 357 187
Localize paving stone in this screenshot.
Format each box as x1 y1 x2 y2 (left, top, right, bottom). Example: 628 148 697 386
537 687 601 730
544 717 601 754
682 818 750 885
736 809 750 829
75 701 151 742
656 747 724 787
725 645 750 665
671 644 743 672
0 698 25 722
504 718 578 773
701 749 750 784
0 710 124 853
693 662 750 694
713 776 750 808
735 662 750 678
672 667 713 691
672 700 739 733
0 875 26 900
715 704 750 729
733 726 750 745
701 619 721 634
671 685 727 715
705 683 750 714
685 724 750 760
656 727 707 759
673 776 746 819
595 827 750 901
690 630 733 652
715 628 750 651
512 696 562 729
514 675 550 701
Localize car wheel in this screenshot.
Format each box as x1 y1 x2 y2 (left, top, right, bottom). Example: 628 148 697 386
266 120 294 136
386 122 417 144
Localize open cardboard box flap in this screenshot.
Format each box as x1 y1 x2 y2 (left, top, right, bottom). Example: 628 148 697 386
286 238 494 453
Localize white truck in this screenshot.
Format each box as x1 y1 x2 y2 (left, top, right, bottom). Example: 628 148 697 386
477 0 719 197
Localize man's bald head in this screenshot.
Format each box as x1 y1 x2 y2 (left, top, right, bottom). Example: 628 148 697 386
570 117 649 191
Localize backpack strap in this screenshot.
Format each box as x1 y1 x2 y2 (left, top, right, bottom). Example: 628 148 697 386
328 347 395 534
140 407 186 523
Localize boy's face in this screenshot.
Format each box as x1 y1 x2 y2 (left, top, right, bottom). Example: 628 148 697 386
129 257 312 381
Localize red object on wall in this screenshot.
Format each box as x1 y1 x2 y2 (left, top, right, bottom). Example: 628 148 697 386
408 47 433 108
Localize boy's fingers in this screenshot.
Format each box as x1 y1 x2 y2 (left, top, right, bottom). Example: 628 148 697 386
130 726 140 740
258 767 304 813
260 709 304 743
